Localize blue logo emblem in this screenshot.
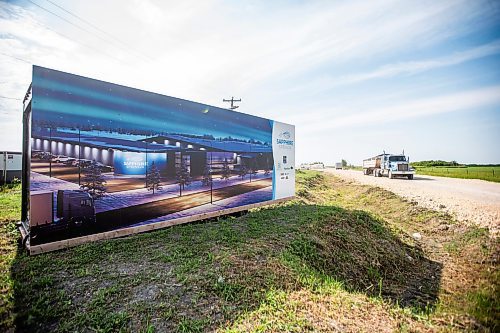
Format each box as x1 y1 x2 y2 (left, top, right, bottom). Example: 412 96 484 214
277 131 293 146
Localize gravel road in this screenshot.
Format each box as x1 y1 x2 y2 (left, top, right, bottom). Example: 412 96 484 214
324 168 500 234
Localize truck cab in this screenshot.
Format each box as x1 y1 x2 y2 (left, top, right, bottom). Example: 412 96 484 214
30 190 97 242
363 153 415 179
56 190 96 226
383 155 414 179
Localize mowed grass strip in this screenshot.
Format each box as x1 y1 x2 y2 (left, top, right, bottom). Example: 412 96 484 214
0 172 498 332
415 166 500 182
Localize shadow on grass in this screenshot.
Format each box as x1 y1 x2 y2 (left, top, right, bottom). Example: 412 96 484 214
8 202 443 332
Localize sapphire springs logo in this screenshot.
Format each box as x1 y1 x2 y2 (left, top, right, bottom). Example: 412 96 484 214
276 131 293 146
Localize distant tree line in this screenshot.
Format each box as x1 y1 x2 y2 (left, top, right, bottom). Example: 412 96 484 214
466 163 500 167
411 160 461 167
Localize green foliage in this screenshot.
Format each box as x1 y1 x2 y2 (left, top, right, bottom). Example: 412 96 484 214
177 318 207 333
412 160 460 167
0 184 21 221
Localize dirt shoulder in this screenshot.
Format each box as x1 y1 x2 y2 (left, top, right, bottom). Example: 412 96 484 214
324 168 500 234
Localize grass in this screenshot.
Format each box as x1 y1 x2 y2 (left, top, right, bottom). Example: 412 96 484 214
0 172 498 332
415 166 500 182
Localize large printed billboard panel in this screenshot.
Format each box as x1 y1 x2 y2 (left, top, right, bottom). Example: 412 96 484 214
25 66 294 249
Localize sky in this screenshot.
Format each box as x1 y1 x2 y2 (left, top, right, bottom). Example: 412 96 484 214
1 0 499 165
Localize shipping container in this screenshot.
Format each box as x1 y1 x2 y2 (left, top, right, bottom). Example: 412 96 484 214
1 151 22 184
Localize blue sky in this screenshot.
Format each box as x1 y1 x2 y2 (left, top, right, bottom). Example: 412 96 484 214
1 0 499 164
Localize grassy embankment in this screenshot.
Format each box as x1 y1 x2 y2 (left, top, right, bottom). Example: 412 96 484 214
0 172 498 332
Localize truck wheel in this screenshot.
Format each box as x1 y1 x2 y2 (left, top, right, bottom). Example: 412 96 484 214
408 175 413 180
373 169 377 177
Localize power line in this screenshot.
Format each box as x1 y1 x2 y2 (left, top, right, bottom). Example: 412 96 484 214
0 21 145 84
27 0 108 41
7 26 124 67
1 27 128 70
42 0 154 62
27 0 152 64
0 52 31 64
26 0 130 64
0 96 22 101
33 20 129 66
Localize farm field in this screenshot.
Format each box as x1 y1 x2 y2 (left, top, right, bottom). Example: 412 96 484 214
415 166 500 183
0 172 498 332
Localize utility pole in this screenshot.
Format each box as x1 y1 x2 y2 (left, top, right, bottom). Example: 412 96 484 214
223 97 241 110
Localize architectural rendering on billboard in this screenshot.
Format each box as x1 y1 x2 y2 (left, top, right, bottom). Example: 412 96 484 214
22 66 295 252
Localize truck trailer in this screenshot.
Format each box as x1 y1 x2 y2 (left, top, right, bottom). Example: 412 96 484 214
363 153 414 179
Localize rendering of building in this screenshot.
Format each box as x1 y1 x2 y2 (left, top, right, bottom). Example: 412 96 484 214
30 131 273 178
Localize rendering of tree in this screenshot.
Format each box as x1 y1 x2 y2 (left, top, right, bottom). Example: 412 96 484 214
249 159 258 182
341 159 348 168
202 161 212 187
80 161 106 199
221 158 231 181
176 158 191 196
264 157 272 176
146 162 162 194
238 165 248 180
202 159 214 204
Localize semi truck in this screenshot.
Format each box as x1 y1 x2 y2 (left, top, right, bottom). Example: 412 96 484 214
363 153 414 179
30 190 96 241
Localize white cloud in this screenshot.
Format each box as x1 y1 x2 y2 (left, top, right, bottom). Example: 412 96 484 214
293 39 500 92
0 0 498 163
297 85 500 132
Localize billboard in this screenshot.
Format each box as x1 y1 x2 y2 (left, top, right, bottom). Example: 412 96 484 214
22 66 295 252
